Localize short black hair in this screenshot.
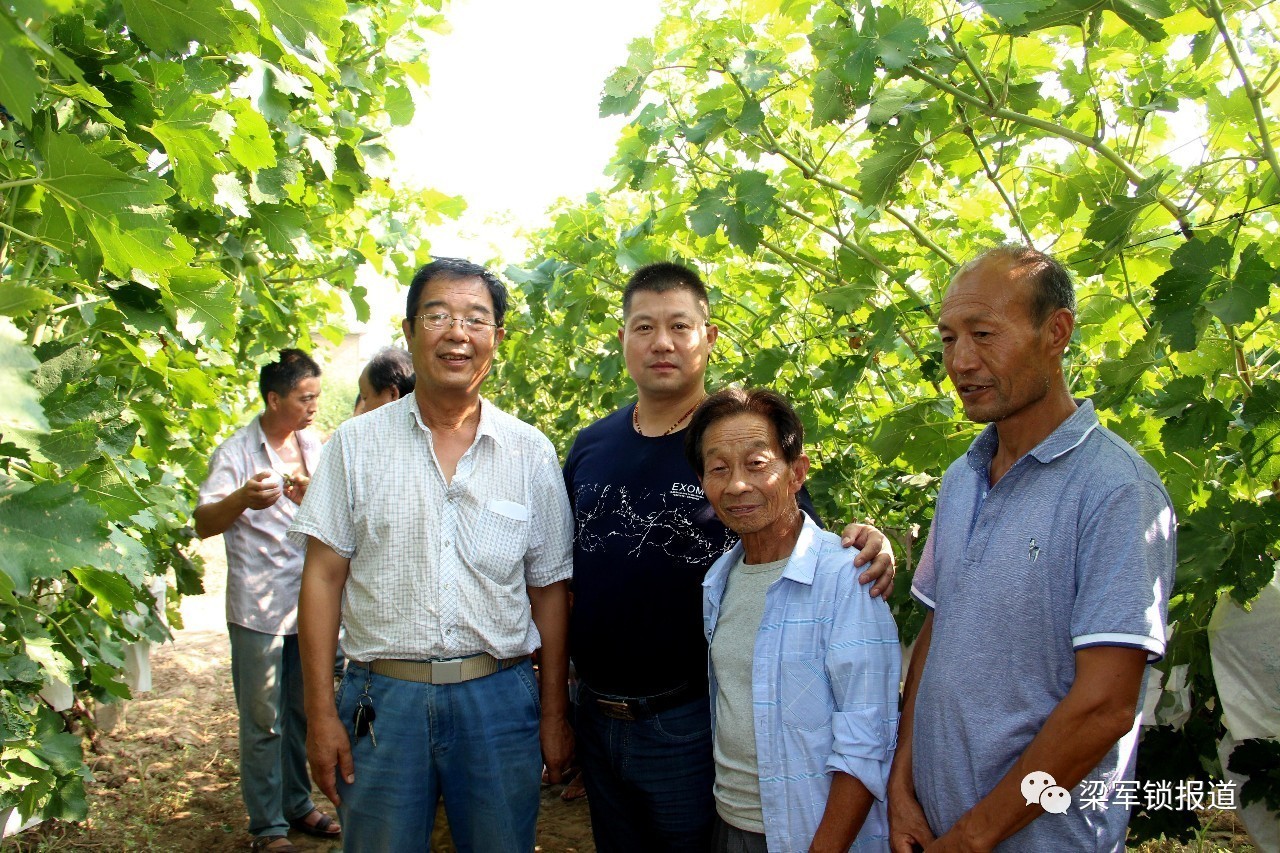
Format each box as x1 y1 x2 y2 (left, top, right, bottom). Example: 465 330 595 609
684 387 804 476
259 349 321 403
622 261 710 318
364 347 415 397
405 257 508 327
955 244 1075 324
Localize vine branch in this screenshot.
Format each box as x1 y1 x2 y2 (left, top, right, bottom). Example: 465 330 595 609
902 65 1195 236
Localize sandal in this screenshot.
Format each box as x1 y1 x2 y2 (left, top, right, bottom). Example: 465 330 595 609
250 836 298 852
288 808 342 839
561 773 588 801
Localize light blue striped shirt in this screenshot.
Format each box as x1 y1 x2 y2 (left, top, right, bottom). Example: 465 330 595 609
704 516 900 852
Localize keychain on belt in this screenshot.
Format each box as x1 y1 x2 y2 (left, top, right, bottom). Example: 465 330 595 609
353 669 376 747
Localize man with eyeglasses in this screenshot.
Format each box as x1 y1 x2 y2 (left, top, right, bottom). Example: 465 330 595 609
291 258 574 852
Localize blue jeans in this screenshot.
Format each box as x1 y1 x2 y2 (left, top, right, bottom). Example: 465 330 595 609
575 686 716 853
335 660 542 852
228 624 314 839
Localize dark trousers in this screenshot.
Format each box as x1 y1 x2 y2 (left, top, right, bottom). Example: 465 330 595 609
711 814 769 853
574 686 716 852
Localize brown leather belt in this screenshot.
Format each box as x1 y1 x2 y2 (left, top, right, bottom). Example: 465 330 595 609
582 682 705 721
367 654 527 685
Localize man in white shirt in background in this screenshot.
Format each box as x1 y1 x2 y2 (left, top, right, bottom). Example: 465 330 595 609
291 257 574 852
195 348 339 852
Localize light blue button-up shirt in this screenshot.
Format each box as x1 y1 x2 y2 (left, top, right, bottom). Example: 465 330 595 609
704 516 900 852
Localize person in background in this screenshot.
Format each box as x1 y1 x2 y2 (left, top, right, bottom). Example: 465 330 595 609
353 346 414 416
689 387 899 853
194 349 340 852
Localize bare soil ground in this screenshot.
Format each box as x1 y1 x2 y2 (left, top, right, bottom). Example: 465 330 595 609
0 536 1257 852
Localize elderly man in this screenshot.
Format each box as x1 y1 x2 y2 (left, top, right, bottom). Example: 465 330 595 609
290 258 574 852
888 246 1176 852
564 261 897 851
194 349 338 852
688 387 900 853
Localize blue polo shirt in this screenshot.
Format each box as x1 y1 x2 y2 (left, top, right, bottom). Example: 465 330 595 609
910 400 1175 852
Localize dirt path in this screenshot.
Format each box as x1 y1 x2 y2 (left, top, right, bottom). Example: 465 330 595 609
5 537 595 852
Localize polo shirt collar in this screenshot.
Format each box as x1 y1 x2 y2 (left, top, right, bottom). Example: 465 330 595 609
407 393 504 447
965 398 1099 473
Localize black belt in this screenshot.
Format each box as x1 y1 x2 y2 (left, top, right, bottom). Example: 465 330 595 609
581 681 706 721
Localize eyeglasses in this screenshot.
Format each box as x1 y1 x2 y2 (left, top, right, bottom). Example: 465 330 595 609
414 313 501 333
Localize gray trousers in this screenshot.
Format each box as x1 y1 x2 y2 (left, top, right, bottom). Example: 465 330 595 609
711 814 770 853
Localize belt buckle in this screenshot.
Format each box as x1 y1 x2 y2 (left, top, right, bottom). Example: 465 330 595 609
596 698 635 721
432 660 464 684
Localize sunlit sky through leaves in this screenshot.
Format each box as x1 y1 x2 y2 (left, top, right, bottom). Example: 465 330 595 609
351 0 663 349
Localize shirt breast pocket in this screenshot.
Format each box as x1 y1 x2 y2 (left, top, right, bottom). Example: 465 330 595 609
462 500 532 582
780 657 834 732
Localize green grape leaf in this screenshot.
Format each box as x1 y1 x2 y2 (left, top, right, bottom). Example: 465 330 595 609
811 67 855 125
1149 235 1232 352
0 481 117 595
384 84 415 126
1229 739 1280 811
227 105 276 172
875 11 929 71
977 0 1056 28
70 565 140 612
1241 381 1280 484
150 98 226 208
1095 326 1162 410
74 457 150 524
857 139 922 208
21 634 76 687
165 268 237 343
40 133 193 277
0 14 40 126
0 319 49 434
1159 397 1231 454
0 285 63 318
254 0 346 48
1205 243 1274 327
254 204 310 255
119 0 240 54
816 281 878 314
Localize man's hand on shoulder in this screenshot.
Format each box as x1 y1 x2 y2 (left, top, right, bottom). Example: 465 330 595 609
840 521 896 598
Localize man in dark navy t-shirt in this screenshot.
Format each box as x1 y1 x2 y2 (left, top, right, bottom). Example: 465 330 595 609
565 262 897 853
